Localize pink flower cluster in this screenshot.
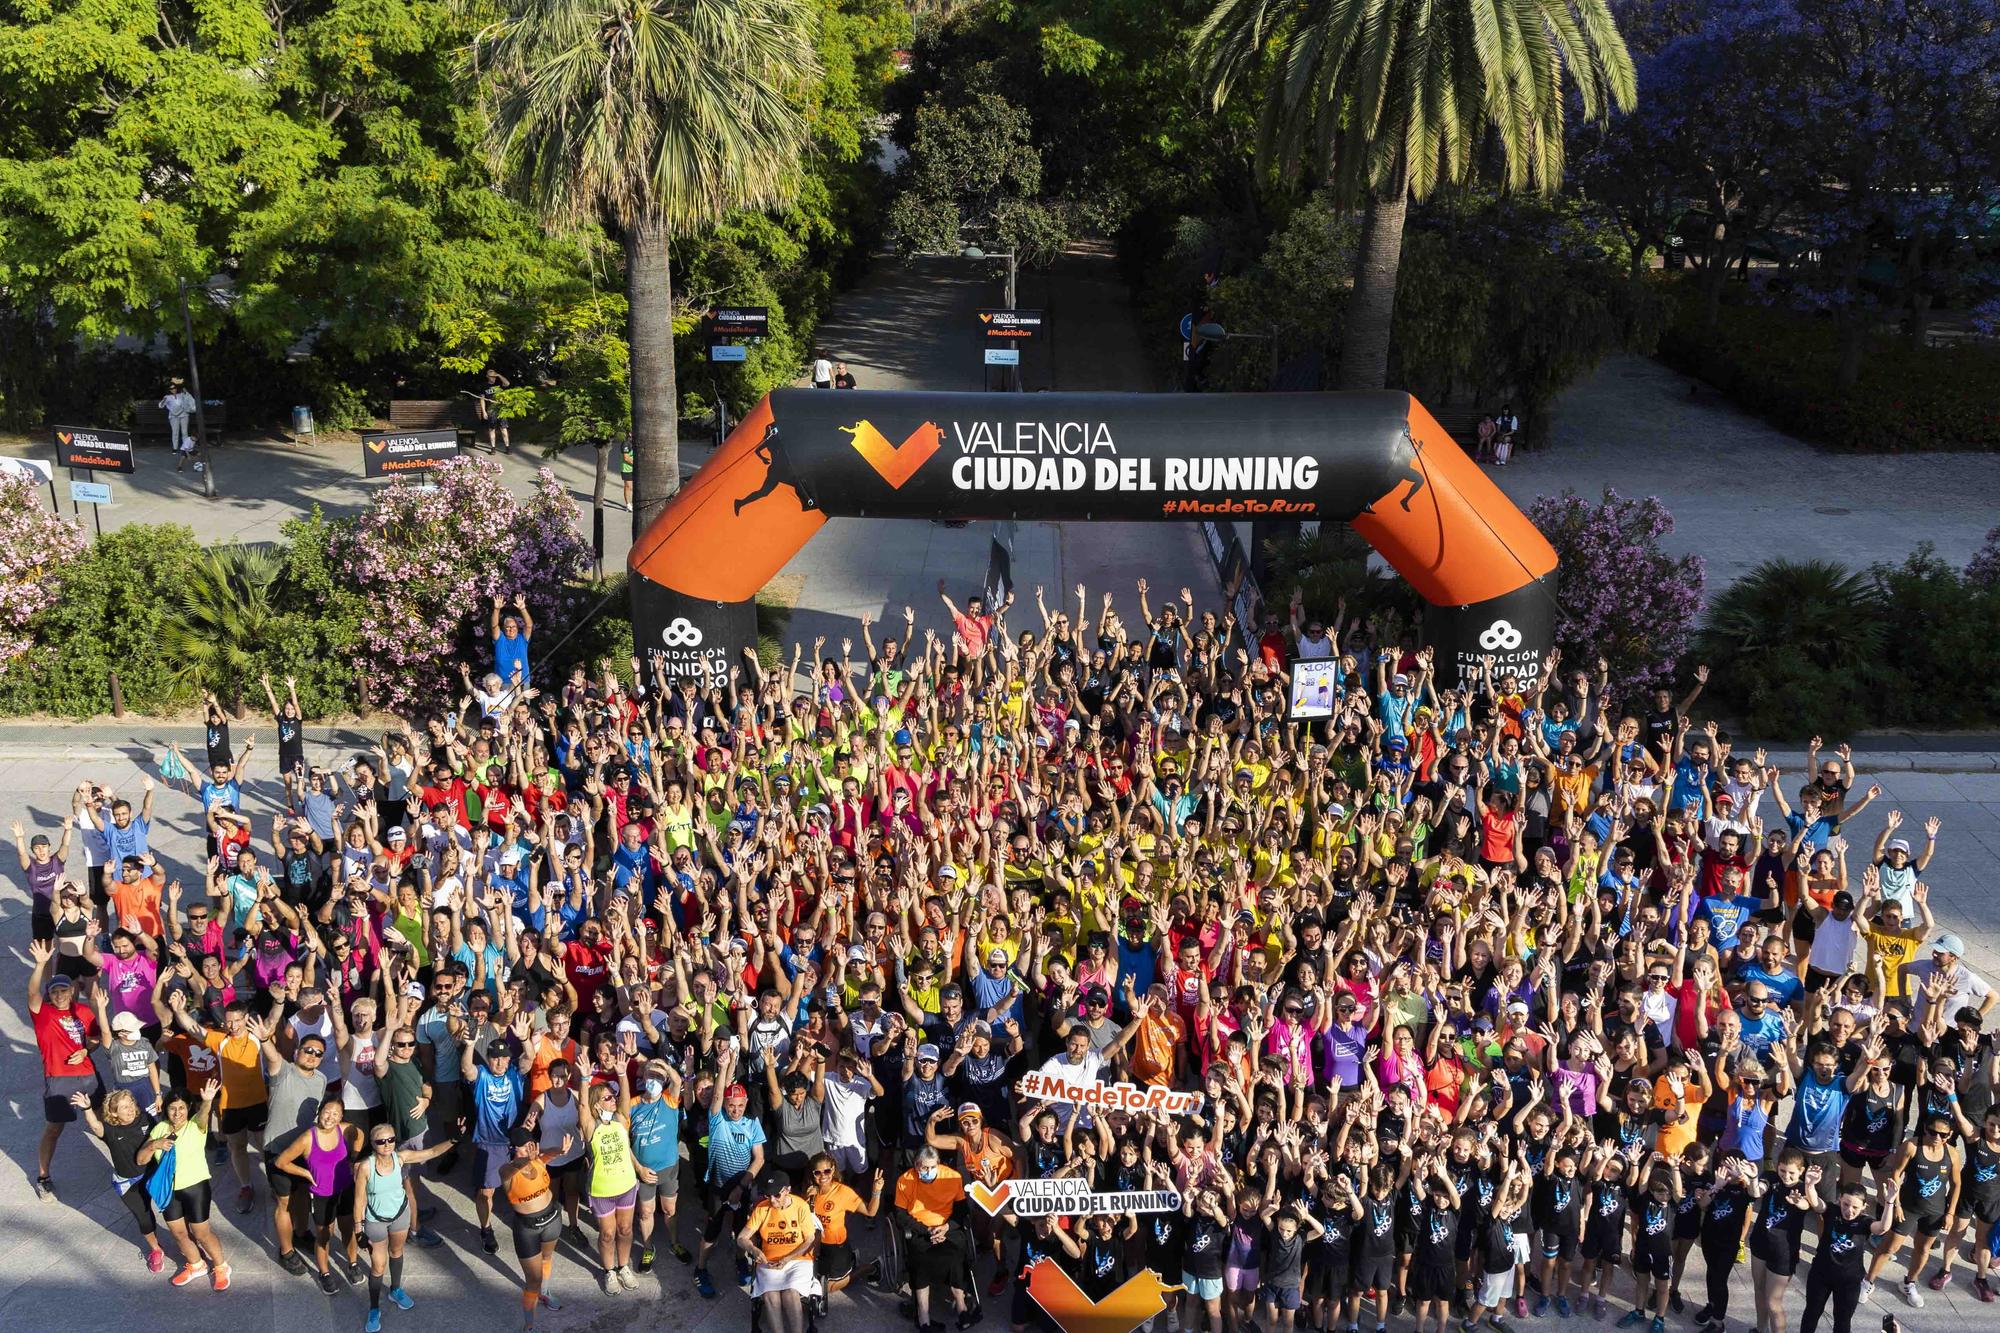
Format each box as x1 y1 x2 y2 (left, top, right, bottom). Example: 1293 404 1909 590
0 472 89 672
336 457 593 715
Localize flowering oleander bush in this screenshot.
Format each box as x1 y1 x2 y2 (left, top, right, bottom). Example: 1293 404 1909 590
336 456 593 716
1528 488 1705 703
0 471 89 670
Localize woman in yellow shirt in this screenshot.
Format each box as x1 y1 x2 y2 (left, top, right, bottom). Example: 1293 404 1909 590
138 1080 229 1291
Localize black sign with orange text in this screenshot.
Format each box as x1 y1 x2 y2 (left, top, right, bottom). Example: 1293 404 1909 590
361 429 458 478
977 309 1044 339
53 425 135 474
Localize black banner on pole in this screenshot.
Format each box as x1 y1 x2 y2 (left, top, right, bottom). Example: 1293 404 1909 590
708 307 770 339
976 309 1044 339
361 429 459 478
53 426 135 474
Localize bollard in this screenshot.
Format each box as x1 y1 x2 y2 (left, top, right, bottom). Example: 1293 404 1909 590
109 669 125 718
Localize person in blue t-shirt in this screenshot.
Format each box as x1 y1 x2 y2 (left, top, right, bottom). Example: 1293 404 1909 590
630 1061 689 1269
1697 872 1768 954
463 1037 526 1255
1780 1038 1869 1161
1733 937 1805 1008
492 594 535 688
694 1048 765 1296
1735 983 1789 1058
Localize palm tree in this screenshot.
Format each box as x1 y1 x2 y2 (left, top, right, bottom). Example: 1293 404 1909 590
160 545 284 713
1195 0 1637 390
473 0 819 528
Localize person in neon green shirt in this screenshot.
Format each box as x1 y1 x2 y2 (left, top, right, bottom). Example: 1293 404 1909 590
138 1080 230 1289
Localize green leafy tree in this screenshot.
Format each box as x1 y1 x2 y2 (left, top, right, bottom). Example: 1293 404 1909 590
473 0 820 528
1194 0 1637 390
159 544 285 713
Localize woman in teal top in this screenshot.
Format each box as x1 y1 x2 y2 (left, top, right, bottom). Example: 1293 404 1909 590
352 1121 457 1332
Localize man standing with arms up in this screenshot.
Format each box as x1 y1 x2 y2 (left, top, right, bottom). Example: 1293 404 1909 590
28 938 97 1199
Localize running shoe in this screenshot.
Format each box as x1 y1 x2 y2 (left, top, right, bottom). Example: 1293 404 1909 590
541 1291 562 1310
1591 1295 1606 1320
1974 1276 1997 1303
1461 1319 1480 1333
616 1266 638 1292
170 1261 209 1287
387 1286 413 1310
1649 1319 1664 1333
1899 1281 1923 1309
279 1248 310 1275
1533 1296 1552 1318
411 1228 443 1249
671 1242 694 1264
1692 1305 1712 1325
1616 1311 1644 1328
365 1313 382 1333
1554 1297 1573 1319
602 1270 621 1295
318 1269 340 1295
955 1312 978 1330
34 1175 55 1202
636 1245 655 1273
1488 1318 1516 1333
694 1267 717 1299
1926 1268 1950 1292
989 1273 1008 1298
1860 1281 1874 1304
1514 1296 1529 1320
1668 1292 1684 1315
235 1186 256 1214
480 1226 498 1255
561 1224 589 1248
146 1249 166 1273
211 1263 232 1292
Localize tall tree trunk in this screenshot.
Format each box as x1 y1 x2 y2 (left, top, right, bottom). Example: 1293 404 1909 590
625 218 678 531
1336 179 1409 392
592 440 609 509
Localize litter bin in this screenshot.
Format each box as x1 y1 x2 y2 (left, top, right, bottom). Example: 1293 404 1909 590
291 405 315 435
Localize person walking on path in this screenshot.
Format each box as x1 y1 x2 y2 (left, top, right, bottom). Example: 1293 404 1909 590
161 379 198 472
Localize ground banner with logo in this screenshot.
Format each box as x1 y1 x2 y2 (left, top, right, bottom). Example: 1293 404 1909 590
627 389 1557 683
53 426 135 473
360 429 458 478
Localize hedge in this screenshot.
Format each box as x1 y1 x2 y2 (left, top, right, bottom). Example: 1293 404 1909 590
1658 292 2000 452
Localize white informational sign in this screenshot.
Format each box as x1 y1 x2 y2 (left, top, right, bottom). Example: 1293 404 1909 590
984 347 1020 366
70 480 113 505
1288 658 1340 719
0 456 53 483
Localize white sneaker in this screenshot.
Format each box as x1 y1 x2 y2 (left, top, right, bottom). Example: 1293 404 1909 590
1860 1280 1875 1303
615 1266 638 1291
1900 1281 1924 1308
602 1270 621 1295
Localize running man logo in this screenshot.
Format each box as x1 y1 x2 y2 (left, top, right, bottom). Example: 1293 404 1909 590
841 419 941 489
1025 1258 1180 1333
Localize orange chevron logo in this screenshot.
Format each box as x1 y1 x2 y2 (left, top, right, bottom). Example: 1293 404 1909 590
968 1178 1012 1215
57 431 72 445
367 441 384 453
840 419 941 489
978 312 992 323
1026 1257 1180 1333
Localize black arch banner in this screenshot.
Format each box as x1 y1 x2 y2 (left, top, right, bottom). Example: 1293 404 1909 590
629 389 1557 691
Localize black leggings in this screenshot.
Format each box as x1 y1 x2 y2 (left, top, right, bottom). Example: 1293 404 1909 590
1700 1233 1737 1322
1798 1264 1861 1333
118 1181 158 1237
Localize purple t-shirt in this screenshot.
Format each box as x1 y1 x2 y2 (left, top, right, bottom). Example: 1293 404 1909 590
101 953 159 1025
1320 1021 1368 1087
25 854 63 905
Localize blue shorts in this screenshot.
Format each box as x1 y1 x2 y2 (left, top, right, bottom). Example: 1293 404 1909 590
1260 1283 1302 1311
1183 1273 1224 1302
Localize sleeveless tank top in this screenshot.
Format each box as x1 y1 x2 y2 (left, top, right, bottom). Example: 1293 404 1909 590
589 1117 638 1198
539 1091 582 1166
508 1156 552 1209
307 1127 351 1198
342 1032 381 1110
365 1152 408 1221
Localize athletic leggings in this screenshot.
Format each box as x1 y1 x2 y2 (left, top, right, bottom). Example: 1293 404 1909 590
368 1255 405 1311
117 1181 158 1237
1700 1232 1737 1322
1798 1265 1861 1333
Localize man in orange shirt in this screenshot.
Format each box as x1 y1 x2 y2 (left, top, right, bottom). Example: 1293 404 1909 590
108 853 166 940
926 1103 1015 1292
738 1169 818 1333
895 1145 973 1330
167 992 270 1214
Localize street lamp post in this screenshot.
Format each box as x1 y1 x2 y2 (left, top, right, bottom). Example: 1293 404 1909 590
962 244 1020 389
177 278 218 498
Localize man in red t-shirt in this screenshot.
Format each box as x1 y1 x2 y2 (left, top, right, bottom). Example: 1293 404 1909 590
27 938 98 1197
937 581 1000 658
564 919 614 1011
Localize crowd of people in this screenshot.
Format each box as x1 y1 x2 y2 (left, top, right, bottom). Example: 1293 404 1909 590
11 576 1999 1333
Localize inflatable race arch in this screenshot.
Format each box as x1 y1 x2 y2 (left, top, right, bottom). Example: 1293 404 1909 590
629 390 1557 691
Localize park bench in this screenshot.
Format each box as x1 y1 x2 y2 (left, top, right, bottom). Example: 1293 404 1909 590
387 399 474 434
130 398 228 441
1424 404 1484 450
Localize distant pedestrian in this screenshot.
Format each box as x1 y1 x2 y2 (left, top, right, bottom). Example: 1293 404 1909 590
477 370 513 453
832 362 857 390
1495 403 1521 465
161 380 198 472
1476 413 1498 464
810 354 833 389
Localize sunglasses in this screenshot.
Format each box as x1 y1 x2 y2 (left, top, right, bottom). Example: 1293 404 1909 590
372 1137 396 1147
